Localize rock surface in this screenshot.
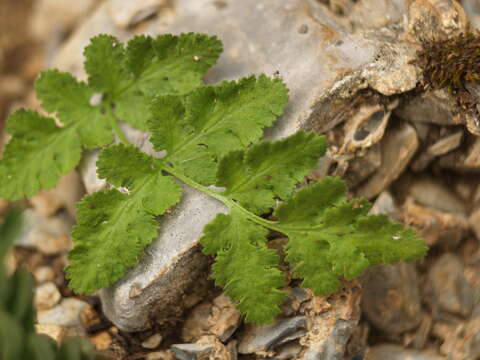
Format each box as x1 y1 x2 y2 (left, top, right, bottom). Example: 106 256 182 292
54 0 425 331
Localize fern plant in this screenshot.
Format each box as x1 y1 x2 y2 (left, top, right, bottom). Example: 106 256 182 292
0 209 102 360
0 33 427 324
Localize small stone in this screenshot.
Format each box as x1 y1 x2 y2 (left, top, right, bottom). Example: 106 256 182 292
403 197 469 248
15 209 72 255
90 331 112 351
238 316 308 354
356 122 419 199
171 342 214 360
34 282 62 311
369 191 400 221
210 295 242 341
80 303 102 329
180 297 241 351
361 263 422 335
427 131 463 156
33 266 56 283
38 298 90 328
427 254 474 317
35 324 66 343
172 336 234 360
409 177 466 215
368 344 444 360
142 333 163 349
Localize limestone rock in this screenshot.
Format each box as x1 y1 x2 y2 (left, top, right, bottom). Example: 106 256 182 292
55 0 462 331
356 122 419 199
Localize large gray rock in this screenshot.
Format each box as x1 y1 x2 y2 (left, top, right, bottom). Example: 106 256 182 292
54 0 464 330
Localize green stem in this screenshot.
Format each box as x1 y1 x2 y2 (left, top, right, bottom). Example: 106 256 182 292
163 164 286 233
106 104 129 145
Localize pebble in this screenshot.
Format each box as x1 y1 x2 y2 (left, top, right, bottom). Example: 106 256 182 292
172 336 233 360
90 331 112 351
427 254 474 317
409 177 466 215
368 344 444 360
238 316 308 354
37 298 90 328
33 266 56 283
403 197 469 248
34 282 62 311
15 209 72 255
35 324 66 343
182 295 241 343
357 122 419 199
142 333 163 349
361 263 422 334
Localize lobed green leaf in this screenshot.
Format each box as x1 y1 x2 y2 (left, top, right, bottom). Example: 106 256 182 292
0 110 82 201
217 131 326 214
148 75 289 185
66 145 182 294
201 212 286 323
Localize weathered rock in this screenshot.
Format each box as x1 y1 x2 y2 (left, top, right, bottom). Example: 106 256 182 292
344 144 382 188
238 316 308 355
395 90 459 126
55 0 462 331
403 197 469 248
427 254 474 317
107 0 169 28
367 344 444 360
90 331 113 351
297 285 362 360
172 336 233 360
182 295 241 343
15 209 73 255
356 122 419 199
34 282 62 311
409 177 466 215
361 263 422 334
37 298 90 329
142 333 163 349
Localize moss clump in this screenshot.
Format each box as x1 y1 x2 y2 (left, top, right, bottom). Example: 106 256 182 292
416 32 480 112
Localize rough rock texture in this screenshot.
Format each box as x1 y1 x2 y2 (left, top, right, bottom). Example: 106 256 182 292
49 0 427 331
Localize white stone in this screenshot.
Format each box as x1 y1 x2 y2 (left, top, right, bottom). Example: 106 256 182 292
37 298 89 328
34 282 62 311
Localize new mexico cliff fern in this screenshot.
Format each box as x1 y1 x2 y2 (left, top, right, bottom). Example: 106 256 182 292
0 33 427 324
